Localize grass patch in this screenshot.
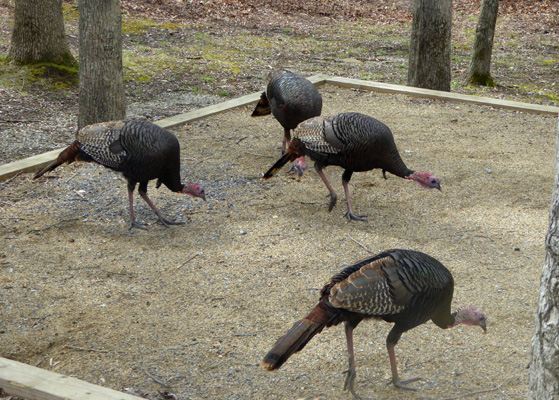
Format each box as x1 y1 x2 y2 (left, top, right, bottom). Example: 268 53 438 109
123 18 187 35
540 59 559 67
0 57 78 91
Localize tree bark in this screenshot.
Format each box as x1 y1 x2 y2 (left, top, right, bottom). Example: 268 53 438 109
530 117 559 400
407 0 452 91
78 0 125 129
8 0 75 66
466 0 499 86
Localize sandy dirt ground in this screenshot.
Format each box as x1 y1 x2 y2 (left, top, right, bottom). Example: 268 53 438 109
0 85 557 399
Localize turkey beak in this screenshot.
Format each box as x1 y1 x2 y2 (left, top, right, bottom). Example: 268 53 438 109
480 319 487 333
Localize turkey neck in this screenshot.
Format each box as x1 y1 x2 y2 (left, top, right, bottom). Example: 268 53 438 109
158 177 184 192
383 147 414 178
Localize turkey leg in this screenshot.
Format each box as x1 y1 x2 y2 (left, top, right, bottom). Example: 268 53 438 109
138 189 185 227
127 182 147 230
343 322 362 399
314 164 338 212
342 170 367 222
386 329 420 390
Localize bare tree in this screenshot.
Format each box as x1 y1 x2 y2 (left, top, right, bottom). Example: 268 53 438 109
78 0 125 129
466 0 499 86
407 0 452 91
8 0 75 66
530 118 559 399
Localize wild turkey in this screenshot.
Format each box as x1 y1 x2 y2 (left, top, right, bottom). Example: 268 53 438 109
263 112 441 221
33 119 206 230
252 69 322 177
262 249 487 399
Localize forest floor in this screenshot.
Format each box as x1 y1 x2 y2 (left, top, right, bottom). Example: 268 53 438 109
1 1 559 400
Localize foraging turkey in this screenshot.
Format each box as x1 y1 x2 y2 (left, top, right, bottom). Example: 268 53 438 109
262 249 487 399
252 69 322 177
33 119 206 230
263 112 441 221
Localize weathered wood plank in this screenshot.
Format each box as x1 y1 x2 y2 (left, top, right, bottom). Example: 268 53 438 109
156 73 328 129
156 92 262 129
0 149 64 182
326 76 559 116
0 357 144 400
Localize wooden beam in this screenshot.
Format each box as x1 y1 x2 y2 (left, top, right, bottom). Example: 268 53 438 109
0 357 144 400
325 76 559 116
155 73 329 129
0 149 64 182
156 92 262 129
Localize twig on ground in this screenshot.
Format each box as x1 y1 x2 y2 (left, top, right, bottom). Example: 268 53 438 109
1 172 22 185
177 253 199 269
66 171 80 182
440 377 516 400
348 235 374 254
64 345 113 354
26 216 83 234
0 119 40 124
232 330 263 337
99 268 134 276
143 369 170 387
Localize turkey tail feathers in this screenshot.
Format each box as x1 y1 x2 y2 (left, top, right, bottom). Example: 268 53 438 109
262 152 297 179
251 92 271 117
263 302 337 370
262 318 324 371
33 158 64 180
33 141 86 180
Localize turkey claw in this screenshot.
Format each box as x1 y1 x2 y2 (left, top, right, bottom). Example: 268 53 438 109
129 221 148 231
344 212 367 222
342 369 362 399
392 377 421 391
158 218 186 228
327 193 338 212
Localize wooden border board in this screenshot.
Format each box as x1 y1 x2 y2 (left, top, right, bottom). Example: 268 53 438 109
327 76 559 115
1 74 557 184
0 356 144 400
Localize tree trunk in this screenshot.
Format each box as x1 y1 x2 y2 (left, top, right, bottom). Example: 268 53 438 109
530 117 559 399
466 0 499 86
407 0 452 91
78 0 125 129
8 0 75 66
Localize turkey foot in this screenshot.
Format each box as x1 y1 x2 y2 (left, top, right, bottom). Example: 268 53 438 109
129 221 148 231
327 192 338 212
343 369 362 400
158 217 185 228
344 211 368 222
392 376 421 391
